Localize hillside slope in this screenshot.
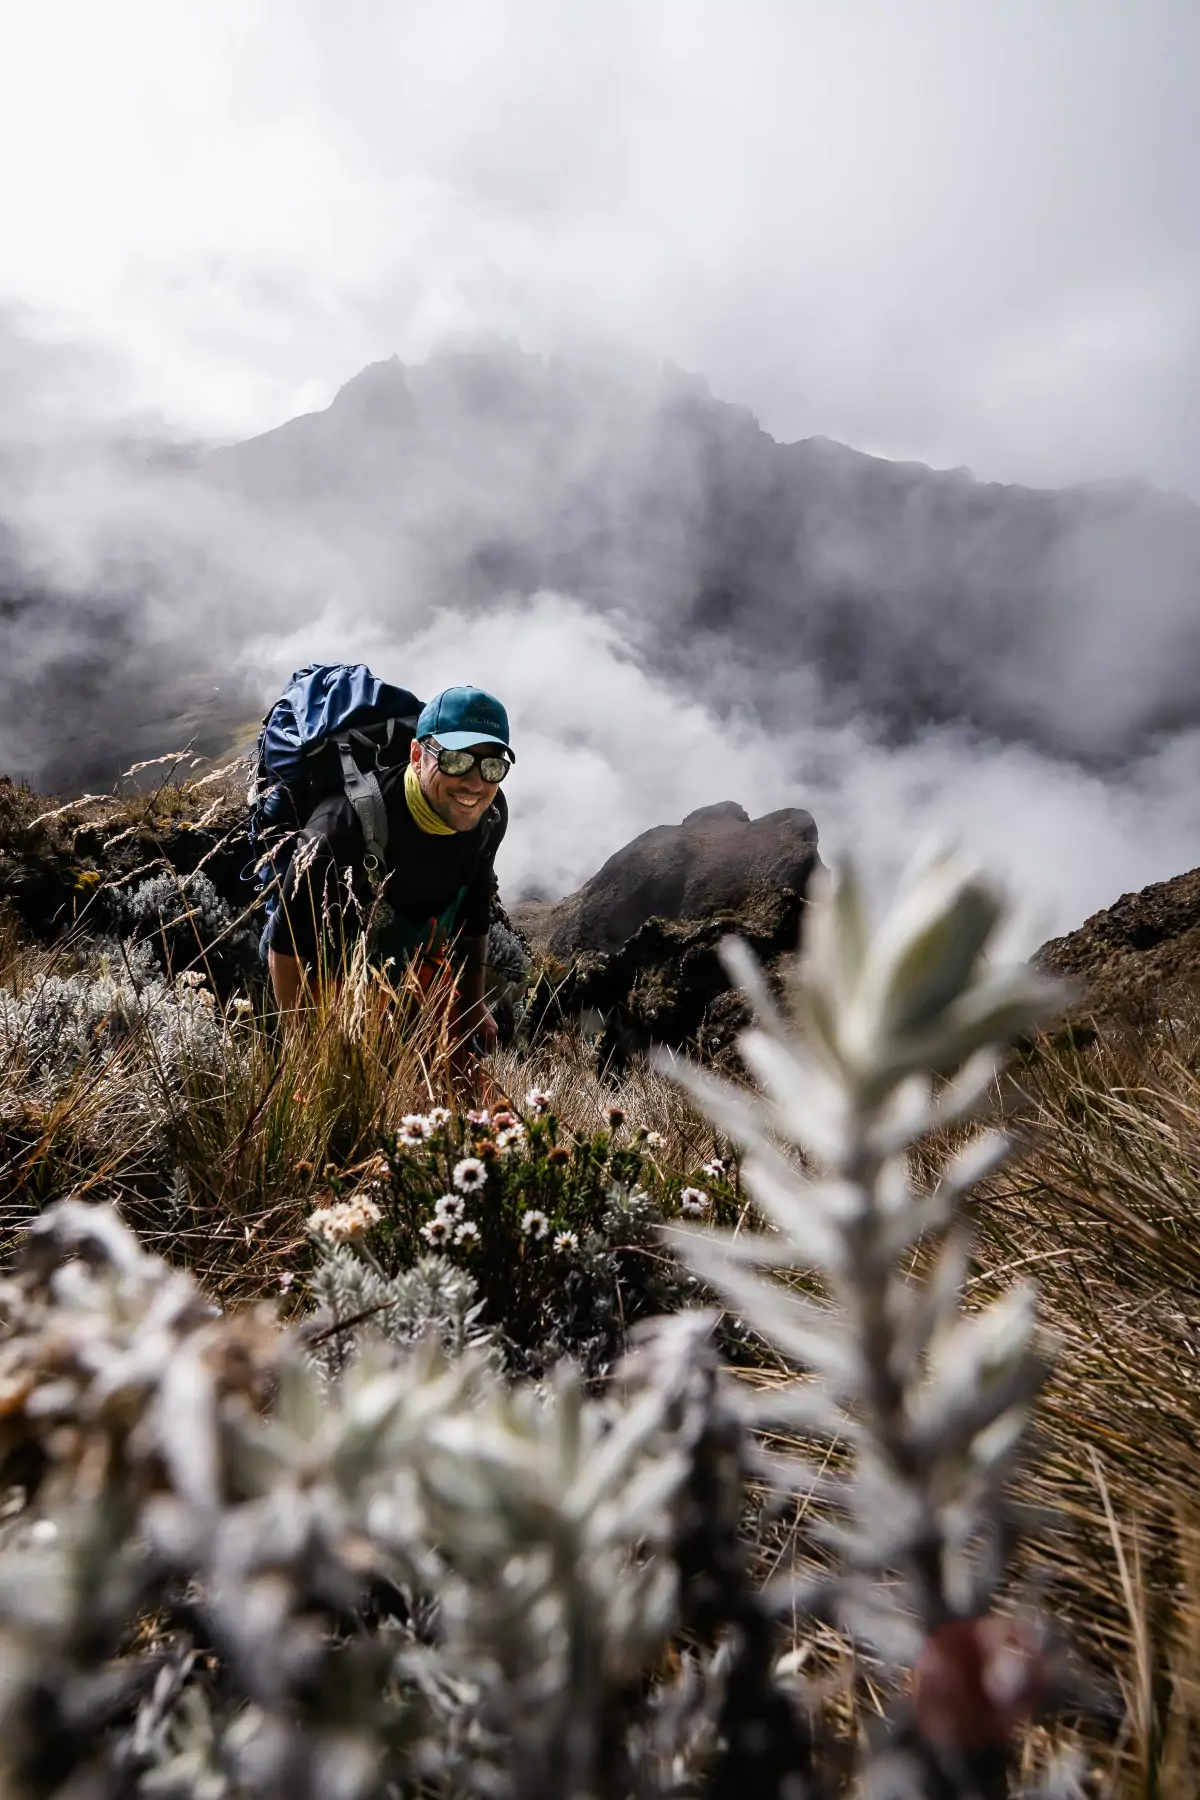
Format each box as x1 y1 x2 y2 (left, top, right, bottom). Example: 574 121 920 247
1036 864 1200 1026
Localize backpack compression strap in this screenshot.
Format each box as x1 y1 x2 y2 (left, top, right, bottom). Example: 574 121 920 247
336 736 389 869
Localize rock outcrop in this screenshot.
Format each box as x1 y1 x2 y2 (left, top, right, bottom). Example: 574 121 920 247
521 801 823 1064
518 801 821 958
0 775 251 947
527 885 808 1067
1035 866 1200 1032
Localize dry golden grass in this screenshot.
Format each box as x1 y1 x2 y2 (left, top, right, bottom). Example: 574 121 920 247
978 1025 1200 1794
0 938 467 1298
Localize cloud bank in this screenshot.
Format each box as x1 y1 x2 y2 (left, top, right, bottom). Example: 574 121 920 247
1 3 1197 943
2 0 1198 492
238 587 1200 948
1 339 1196 944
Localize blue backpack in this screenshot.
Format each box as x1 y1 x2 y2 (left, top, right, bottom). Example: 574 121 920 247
248 663 423 922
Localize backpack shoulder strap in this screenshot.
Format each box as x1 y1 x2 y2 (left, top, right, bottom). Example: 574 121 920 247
335 736 389 869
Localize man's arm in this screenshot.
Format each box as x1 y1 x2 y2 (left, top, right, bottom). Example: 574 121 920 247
264 825 357 1017
454 932 497 1052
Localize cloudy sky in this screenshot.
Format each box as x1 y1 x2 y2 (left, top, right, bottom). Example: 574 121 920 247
4 0 1199 494
2 0 1198 937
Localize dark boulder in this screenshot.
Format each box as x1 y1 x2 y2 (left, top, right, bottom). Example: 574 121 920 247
525 800 820 958
522 801 823 1064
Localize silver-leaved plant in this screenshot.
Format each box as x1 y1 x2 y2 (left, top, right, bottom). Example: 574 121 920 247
662 851 1082 1799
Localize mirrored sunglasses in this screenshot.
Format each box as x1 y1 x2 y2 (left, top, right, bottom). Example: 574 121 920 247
427 741 511 783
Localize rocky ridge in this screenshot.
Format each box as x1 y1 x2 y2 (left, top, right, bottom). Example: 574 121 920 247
1035 865 1200 1030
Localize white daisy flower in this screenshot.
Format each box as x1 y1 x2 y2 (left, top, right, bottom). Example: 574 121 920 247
420 1217 451 1246
453 1157 487 1192
701 1158 727 1180
454 1220 481 1247
495 1125 526 1157
680 1187 711 1217
427 1106 452 1128
466 1108 490 1127
553 1230 579 1253
434 1192 465 1221
521 1209 550 1240
398 1113 432 1146
645 1131 666 1149
525 1087 553 1115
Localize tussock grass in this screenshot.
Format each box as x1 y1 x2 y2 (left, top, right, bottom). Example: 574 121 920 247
154 960 473 1297
979 1026 1200 1794
0 935 465 1298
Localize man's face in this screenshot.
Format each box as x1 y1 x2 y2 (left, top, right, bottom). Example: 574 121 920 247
413 738 502 832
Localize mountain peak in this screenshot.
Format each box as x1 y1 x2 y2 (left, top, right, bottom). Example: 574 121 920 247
198 342 1200 768
329 354 410 419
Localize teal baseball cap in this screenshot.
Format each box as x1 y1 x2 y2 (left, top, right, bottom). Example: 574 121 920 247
417 686 514 760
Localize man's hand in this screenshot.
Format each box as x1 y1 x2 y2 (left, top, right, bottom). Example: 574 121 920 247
468 1002 500 1055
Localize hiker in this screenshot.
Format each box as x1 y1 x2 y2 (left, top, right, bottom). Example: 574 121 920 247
264 684 512 1057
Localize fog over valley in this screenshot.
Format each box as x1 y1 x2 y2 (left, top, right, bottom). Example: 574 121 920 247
2 0 1198 943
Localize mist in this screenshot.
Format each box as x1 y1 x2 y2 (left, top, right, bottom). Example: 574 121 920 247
1 1 1198 943
4 0 1199 491
237 587 1200 947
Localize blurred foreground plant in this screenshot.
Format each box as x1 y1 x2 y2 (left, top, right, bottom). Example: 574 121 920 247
0 1203 764 1800
662 852 1090 1796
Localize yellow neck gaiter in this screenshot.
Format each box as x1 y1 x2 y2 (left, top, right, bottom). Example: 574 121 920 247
404 762 455 836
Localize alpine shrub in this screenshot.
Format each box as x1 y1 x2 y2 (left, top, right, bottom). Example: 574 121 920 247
112 868 258 980
306 1243 498 1377
0 938 226 1087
